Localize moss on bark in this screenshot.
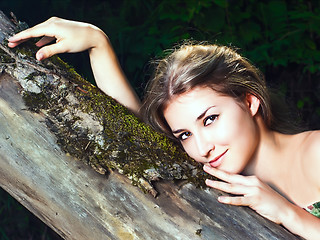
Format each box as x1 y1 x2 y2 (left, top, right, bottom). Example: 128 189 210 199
0 20 206 196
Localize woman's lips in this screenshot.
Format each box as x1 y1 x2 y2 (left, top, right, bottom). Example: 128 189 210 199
209 149 228 168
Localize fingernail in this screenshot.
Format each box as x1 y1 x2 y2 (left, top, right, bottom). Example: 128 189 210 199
37 52 44 61
218 196 226 203
205 179 214 186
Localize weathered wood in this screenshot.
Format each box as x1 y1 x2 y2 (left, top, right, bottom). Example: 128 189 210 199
0 11 301 239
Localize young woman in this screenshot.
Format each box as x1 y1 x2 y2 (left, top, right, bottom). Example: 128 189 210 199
8 17 320 239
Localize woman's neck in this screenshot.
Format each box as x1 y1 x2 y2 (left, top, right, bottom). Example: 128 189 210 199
243 115 291 185
243 115 319 206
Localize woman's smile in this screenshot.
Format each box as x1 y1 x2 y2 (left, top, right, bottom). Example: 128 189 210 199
209 149 228 168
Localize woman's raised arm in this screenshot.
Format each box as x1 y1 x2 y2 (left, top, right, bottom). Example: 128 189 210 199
8 17 141 115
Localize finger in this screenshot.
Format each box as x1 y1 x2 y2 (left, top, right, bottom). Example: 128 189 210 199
36 36 56 47
203 165 247 184
8 18 58 44
205 179 250 195
218 195 250 206
36 41 66 60
8 26 46 43
8 39 28 48
204 165 261 186
8 29 54 48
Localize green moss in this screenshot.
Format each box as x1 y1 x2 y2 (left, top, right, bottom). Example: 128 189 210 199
13 40 38 59
1 37 38 65
0 47 15 63
49 55 83 80
0 26 208 191
14 50 206 190
22 91 50 112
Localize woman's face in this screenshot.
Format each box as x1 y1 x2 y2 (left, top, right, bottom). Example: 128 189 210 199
163 86 260 174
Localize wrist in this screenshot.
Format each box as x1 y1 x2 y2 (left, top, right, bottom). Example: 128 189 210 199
278 201 312 237
87 26 110 53
278 201 297 225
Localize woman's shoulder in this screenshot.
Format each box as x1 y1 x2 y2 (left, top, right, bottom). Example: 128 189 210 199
299 130 320 186
302 130 320 156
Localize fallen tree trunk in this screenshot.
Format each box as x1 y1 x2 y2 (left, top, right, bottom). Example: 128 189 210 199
0 11 301 239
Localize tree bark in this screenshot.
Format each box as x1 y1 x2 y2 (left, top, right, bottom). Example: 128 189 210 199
0 11 301 239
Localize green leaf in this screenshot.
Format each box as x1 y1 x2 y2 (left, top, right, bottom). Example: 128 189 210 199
239 22 261 44
297 100 304 109
305 39 317 50
213 0 228 8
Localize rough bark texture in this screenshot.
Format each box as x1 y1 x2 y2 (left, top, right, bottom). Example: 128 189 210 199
0 11 302 239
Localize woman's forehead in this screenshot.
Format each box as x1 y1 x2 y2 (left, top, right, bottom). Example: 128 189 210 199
163 87 230 119
168 86 222 105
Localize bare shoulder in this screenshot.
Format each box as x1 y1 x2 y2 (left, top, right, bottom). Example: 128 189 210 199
300 130 320 186
303 130 320 156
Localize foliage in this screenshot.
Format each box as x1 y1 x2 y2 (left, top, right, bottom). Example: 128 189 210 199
1 0 319 128
0 0 320 238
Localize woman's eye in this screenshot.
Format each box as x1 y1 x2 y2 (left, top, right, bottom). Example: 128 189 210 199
204 115 218 126
179 131 192 141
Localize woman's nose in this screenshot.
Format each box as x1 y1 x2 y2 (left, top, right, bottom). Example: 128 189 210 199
195 132 214 158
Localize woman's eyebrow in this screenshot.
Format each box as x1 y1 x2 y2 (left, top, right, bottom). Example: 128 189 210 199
197 106 216 120
172 129 184 134
171 106 216 134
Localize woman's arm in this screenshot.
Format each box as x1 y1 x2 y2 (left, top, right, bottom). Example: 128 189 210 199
87 32 141 115
8 17 141 115
280 202 320 240
203 165 320 240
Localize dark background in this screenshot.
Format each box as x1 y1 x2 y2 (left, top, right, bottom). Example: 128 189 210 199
0 0 319 239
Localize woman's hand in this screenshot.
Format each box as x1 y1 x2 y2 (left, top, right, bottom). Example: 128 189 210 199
8 17 105 61
203 165 291 224
8 17 141 114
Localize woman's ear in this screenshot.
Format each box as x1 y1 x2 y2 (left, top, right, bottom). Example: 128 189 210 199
245 93 260 117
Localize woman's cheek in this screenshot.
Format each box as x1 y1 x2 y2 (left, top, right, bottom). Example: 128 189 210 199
183 141 206 163
214 120 234 144
218 110 254 144
181 142 196 160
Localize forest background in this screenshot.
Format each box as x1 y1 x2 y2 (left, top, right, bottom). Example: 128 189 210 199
0 0 319 239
